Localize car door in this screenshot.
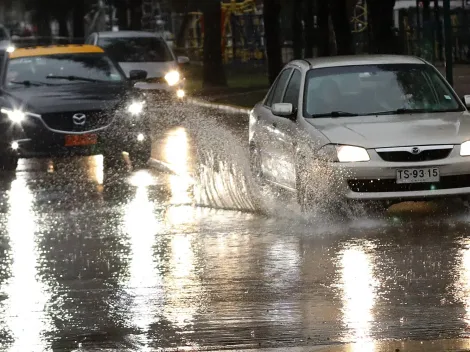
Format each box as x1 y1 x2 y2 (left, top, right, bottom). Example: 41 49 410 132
256 68 293 184
270 68 303 190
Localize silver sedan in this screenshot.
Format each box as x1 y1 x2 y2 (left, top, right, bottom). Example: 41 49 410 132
249 55 470 209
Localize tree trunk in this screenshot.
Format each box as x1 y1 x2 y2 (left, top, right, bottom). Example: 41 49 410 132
304 0 314 57
330 0 354 55
129 0 142 30
202 0 227 87
36 11 51 37
58 17 69 37
292 0 303 59
72 0 85 39
115 0 129 30
263 0 283 84
423 0 431 22
316 0 330 56
367 0 396 54
176 13 191 48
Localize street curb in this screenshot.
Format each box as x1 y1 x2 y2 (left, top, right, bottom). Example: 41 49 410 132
186 97 251 114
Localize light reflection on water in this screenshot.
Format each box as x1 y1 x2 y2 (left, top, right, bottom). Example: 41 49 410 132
338 241 377 351
456 239 470 328
123 181 163 333
4 178 54 351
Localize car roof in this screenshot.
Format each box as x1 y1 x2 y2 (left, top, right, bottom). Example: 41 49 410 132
95 31 161 38
9 44 104 59
303 55 426 69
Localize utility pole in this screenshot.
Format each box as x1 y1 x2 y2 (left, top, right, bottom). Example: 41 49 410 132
443 0 453 85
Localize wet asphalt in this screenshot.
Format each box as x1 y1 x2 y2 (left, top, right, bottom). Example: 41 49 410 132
2 104 470 351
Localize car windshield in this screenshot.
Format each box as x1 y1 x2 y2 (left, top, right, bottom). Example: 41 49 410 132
304 63 464 117
5 53 124 87
97 36 173 63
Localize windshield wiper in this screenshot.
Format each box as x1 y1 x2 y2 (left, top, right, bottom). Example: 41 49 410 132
9 80 46 87
311 111 359 118
46 75 104 83
366 108 463 116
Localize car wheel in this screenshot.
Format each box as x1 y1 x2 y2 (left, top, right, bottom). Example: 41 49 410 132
129 140 152 170
295 162 315 212
103 152 127 174
0 155 18 172
249 144 262 179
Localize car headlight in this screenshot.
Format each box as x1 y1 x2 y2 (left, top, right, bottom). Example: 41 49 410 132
1 108 26 123
127 101 145 116
164 70 180 86
336 145 370 162
461 141 470 156
317 144 370 162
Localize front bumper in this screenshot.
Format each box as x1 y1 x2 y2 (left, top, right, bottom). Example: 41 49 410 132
5 114 151 159
331 147 470 201
134 81 186 100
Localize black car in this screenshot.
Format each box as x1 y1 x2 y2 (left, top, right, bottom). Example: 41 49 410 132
0 44 151 171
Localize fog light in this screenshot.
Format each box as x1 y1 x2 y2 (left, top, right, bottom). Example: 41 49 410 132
11 141 18 150
176 89 185 98
137 133 145 142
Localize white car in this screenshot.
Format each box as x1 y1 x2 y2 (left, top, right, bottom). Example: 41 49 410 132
86 30 188 98
249 55 470 209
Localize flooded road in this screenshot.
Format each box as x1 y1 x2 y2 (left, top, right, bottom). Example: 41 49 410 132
2 105 470 351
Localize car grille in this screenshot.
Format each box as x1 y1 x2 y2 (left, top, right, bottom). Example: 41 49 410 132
348 175 470 193
41 110 112 132
377 148 452 162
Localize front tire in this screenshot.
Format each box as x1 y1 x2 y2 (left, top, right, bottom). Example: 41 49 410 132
0 155 18 172
128 140 152 170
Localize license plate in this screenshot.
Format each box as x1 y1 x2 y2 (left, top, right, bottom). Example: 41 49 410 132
64 134 97 147
396 167 440 184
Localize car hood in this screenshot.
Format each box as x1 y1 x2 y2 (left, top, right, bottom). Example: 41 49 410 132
307 111 470 148
4 83 130 114
118 62 176 78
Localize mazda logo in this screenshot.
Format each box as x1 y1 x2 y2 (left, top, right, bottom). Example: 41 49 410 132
72 113 86 126
411 147 421 154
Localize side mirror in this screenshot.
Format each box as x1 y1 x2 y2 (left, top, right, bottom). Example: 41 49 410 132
177 56 190 65
272 103 295 119
129 69 147 81
464 95 470 108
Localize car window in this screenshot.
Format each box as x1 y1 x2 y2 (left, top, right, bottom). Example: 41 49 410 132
304 64 463 116
5 53 124 87
266 69 292 107
97 36 173 63
283 69 301 109
85 35 95 45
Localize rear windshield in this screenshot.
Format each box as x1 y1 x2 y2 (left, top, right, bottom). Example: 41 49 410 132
97 37 173 63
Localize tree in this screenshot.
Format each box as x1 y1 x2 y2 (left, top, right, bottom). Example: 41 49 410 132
129 0 143 30
202 0 227 87
316 0 330 56
330 0 354 55
292 0 303 59
263 0 283 84
367 0 396 54
73 0 86 38
303 0 314 57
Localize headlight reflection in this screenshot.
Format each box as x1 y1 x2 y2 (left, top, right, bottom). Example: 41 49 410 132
4 178 53 351
338 242 377 351
122 179 163 336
